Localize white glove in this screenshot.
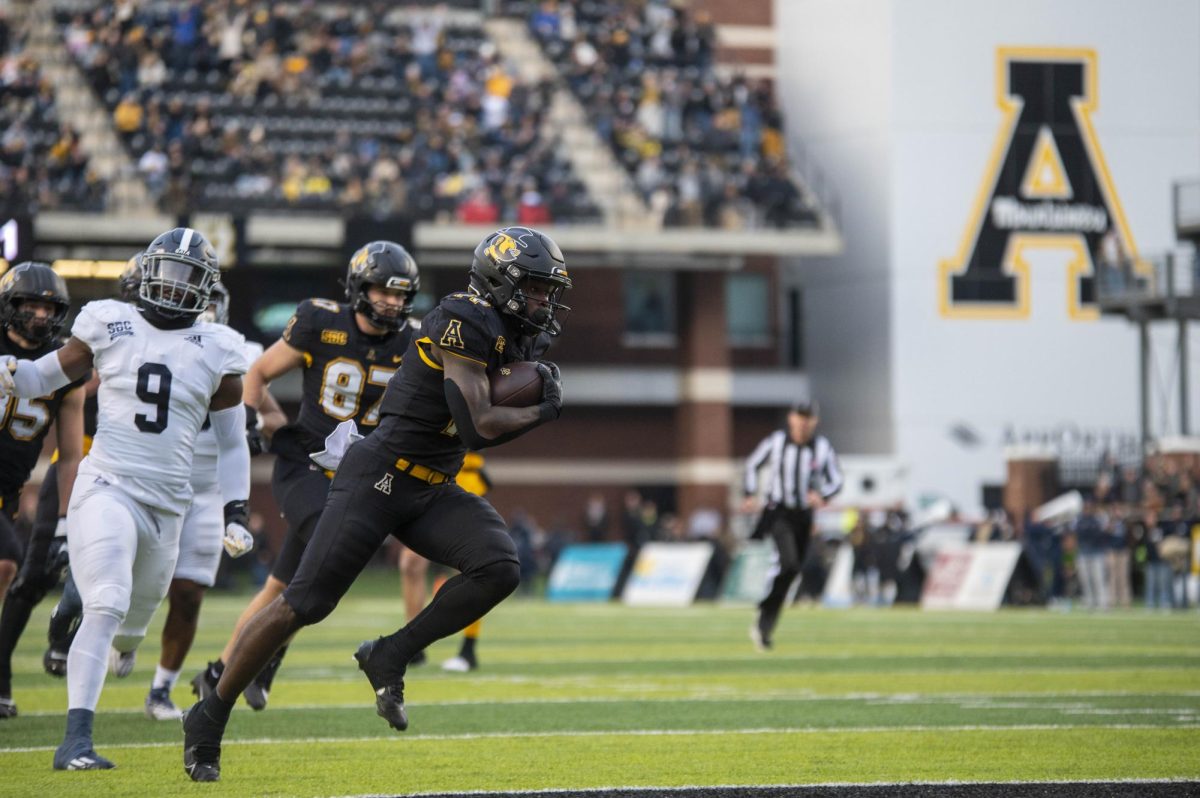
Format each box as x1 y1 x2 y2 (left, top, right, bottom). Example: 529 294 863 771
309 419 363 472
0 355 15 396
222 523 254 558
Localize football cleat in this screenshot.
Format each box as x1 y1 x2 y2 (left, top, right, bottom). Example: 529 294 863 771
181 704 222 782
243 650 284 711
749 622 772 653
145 687 182 720
354 639 408 732
108 648 136 678
441 654 477 673
0 697 16 719
43 647 68 678
53 739 115 770
191 662 219 700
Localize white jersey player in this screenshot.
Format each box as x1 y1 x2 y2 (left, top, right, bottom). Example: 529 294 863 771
141 280 269 721
0 228 252 771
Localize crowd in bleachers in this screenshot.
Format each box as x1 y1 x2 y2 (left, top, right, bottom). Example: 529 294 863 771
0 15 106 215
522 0 817 229
58 0 600 220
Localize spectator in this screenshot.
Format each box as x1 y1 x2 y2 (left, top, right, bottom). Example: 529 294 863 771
1073 499 1109 610
582 492 609 543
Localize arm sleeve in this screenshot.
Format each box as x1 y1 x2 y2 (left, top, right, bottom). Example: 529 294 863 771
209 404 250 504
743 433 776 496
11 350 72 398
69 302 110 352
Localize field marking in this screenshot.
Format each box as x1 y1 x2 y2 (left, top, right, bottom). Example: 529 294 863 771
321 777 1200 798
11 689 1200 717
323 777 1200 798
5 722 1200 754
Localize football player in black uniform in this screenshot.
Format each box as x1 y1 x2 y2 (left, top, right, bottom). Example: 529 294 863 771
0 262 87 719
181 226 570 781
190 241 420 711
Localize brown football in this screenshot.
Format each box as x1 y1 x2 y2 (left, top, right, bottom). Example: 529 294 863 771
489 361 543 407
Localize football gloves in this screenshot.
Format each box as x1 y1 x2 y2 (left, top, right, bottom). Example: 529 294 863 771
46 517 70 580
536 361 562 420
222 500 254 558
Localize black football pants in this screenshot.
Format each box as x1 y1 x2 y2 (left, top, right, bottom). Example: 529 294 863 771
757 506 813 633
283 436 519 658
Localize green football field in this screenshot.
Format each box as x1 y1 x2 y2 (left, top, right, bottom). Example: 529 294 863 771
1 572 1197 797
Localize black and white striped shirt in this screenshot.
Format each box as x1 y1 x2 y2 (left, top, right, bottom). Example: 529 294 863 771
743 430 843 510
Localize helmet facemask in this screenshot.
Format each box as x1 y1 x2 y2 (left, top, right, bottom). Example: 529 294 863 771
140 253 218 319
9 297 69 344
199 283 230 325
505 271 571 336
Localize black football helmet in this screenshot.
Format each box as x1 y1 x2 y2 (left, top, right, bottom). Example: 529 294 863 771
200 281 230 325
345 240 420 331
0 261 70 344
118 252 143 302
139 227 220 321
469 227 571 336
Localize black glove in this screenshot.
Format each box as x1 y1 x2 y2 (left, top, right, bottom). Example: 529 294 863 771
536 361 562 421
245 404 265 456
224 500 250 528
247 427 266 457
45 517 70 579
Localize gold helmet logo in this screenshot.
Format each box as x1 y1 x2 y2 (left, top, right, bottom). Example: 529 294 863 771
485 234 521 264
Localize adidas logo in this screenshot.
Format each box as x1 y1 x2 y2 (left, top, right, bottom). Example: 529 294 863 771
185 334 204 348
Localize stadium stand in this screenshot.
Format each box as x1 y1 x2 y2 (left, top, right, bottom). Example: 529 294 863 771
516 0 819 229
54 1 602 221
0 26 107 214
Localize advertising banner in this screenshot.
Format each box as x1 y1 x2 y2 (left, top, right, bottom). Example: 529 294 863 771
623 543 714 607
546 543 628 602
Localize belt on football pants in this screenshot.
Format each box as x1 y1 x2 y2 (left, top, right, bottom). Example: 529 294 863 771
394 458 451 485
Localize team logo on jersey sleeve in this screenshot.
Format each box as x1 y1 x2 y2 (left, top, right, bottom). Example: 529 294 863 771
106 321 134 340
321 329 348 345
439 319 465 349
939 47 1144 321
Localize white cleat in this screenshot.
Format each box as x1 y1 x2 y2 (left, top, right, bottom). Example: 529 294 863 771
441 655 476 673
108 648 136 678
144 687 182 720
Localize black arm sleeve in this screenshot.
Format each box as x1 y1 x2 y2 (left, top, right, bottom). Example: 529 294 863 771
444 378 545 450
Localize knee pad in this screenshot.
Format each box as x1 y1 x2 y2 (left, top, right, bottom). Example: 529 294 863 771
83 582 131 621
476 559 520 601
112 632 144 654
284 588 336 627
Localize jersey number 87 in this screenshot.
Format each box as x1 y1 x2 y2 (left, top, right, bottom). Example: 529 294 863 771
319 359 394 426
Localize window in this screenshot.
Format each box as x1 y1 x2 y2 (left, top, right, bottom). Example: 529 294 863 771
726 273 770 346
623 271 675 346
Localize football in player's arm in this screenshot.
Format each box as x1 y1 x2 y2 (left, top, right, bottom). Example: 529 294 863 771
190 241 420 712
180 226 569 782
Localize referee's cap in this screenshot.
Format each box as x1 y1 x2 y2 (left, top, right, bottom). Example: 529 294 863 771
790 399 819 416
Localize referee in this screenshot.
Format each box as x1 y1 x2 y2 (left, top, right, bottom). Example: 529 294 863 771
740 400 843 650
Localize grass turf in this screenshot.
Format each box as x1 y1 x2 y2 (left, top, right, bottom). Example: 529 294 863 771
0 572 1197 797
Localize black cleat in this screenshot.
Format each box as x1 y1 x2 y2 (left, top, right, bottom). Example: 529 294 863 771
43 648 68 678
190 662 220 701
0 696 16 719
181 704 222 782
354 639 408 732
243 650 283 711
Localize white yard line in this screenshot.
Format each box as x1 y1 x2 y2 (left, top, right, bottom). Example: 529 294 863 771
4 723 1199 754
11 689 1200 717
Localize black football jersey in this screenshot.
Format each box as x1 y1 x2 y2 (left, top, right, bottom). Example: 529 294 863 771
376 291 550 474
270 299 414 463
0 334 88 493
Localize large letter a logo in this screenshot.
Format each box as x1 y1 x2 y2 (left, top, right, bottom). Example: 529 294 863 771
939 47 1144 321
